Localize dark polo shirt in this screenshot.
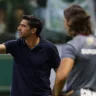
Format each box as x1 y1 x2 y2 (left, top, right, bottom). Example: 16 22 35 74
4 38 60 96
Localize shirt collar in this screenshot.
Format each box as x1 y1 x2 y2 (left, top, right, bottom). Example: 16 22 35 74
22 37 44 48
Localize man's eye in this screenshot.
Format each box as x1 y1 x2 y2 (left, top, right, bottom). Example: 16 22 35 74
21 25 26 27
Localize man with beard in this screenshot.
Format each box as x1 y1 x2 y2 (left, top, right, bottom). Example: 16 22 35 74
0 15 60 96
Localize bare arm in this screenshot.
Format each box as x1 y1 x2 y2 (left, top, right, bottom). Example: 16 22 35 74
53 58 74 96
0 44 6 54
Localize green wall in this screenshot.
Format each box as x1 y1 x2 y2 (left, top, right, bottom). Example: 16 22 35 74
0 54 13 94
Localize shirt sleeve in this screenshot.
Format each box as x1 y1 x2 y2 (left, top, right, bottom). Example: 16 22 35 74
50 45 60 70
61 44 77 60
4 40 17 54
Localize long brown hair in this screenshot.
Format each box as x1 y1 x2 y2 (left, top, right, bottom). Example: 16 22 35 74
64 4 92 37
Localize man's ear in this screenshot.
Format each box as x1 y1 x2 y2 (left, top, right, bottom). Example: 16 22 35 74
31 28 37 34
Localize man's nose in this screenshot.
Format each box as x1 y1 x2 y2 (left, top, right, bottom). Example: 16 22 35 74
17 26 21 30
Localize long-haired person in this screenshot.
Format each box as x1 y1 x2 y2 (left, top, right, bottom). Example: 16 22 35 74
53 4 96 96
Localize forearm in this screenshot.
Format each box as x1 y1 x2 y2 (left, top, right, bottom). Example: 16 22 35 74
53 79 66 96
53 58 74 96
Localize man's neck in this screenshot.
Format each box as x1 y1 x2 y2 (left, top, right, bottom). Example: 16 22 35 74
25 36 40 49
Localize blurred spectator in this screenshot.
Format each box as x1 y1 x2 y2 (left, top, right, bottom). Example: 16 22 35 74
7 5 29 35
62 0 75 2
36 0 48 21
93 0 96 20
14 6 26 38
29 0 38 16
0 8 7 35
37 0 47 7
0 1 7 35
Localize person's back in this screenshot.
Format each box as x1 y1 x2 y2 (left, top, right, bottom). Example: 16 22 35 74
53 4 96 96
63 34 96 92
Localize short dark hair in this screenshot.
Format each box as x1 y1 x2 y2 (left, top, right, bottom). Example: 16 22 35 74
64 4 92 36
22 15 43 36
